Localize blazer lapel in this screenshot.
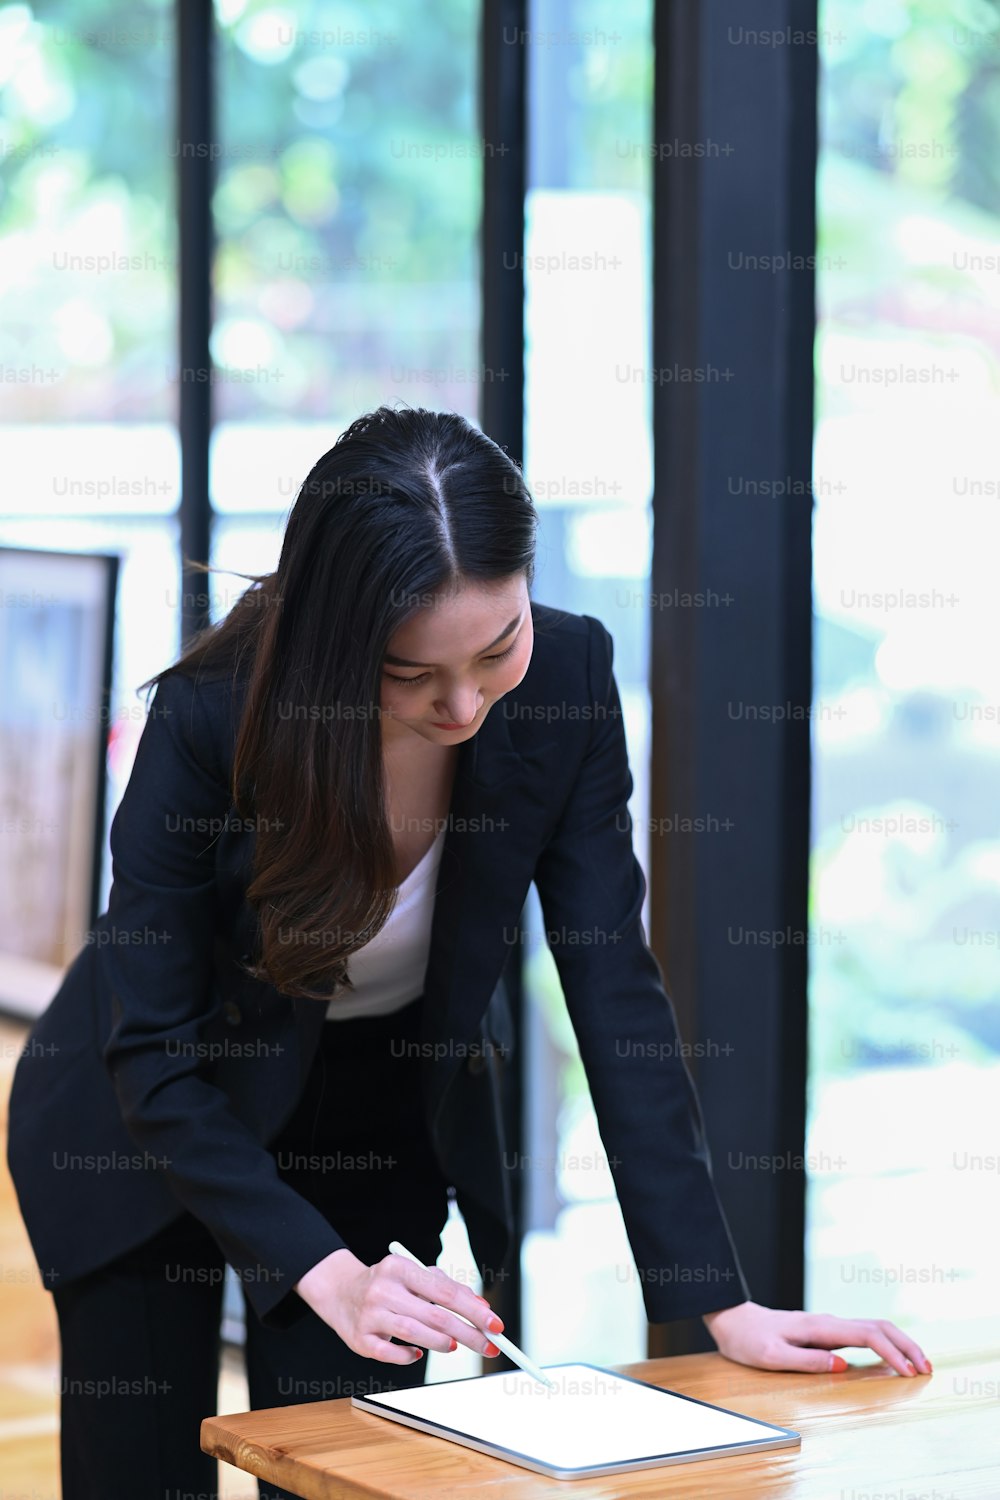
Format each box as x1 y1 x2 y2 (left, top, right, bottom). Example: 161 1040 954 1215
418 703 558 1126
289 701 558 1106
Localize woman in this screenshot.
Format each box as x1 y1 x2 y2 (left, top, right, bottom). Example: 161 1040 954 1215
7 406 930 1500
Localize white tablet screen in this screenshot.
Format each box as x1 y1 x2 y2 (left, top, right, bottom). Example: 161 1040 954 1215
355 1362 796 1472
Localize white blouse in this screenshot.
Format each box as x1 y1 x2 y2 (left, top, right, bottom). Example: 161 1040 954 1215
323 825 447 1021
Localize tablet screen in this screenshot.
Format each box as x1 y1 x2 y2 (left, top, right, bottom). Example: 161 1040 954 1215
353 1362 799 1475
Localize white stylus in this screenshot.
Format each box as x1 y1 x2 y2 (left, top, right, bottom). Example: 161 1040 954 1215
388 1239 557 1389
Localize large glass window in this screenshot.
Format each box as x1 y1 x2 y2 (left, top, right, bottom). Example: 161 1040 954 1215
520 0 654 1366
809 0 1000 1359
209 0 482 528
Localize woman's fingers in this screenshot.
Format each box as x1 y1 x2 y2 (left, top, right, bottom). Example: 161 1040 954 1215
395 1302 500 1362
385 1312 454 1353
784 1315 932 1377
358 1331 425 1364
865 1319 931 1374
820 1318 932 1377
418 1264 501 1332
386 1310 492 1356
388 1295 503 1356
377 1261 505 1356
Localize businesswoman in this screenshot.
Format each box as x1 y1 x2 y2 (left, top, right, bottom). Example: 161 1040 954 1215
7 406 929 1500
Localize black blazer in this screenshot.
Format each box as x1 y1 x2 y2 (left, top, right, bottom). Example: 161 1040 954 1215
7 602 749 1331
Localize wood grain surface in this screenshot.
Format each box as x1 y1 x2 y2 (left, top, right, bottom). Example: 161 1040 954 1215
201 1347 999 1498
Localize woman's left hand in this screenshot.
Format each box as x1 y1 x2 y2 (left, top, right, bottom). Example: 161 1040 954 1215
702 1300 932 1377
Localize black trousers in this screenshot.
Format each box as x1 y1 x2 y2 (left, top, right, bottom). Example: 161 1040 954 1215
52 994 453 1500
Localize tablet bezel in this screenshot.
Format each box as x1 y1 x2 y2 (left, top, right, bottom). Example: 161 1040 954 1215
349 1360 802 1480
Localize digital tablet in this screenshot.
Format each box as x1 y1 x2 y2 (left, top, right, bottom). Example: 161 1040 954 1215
350 1360 801 1480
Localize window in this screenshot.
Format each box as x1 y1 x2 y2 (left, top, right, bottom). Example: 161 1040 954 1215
809 0 1000 1359
520 0 653 1366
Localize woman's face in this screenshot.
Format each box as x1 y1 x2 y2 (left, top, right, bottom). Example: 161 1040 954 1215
380 574 534 746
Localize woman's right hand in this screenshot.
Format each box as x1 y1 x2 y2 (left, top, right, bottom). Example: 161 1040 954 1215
294 1247 506 1365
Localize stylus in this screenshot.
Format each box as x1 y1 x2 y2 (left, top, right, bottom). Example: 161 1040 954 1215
388 1240 557 1389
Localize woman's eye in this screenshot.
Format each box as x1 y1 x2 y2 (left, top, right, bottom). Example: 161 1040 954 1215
488 641 518 664
383 639 518 689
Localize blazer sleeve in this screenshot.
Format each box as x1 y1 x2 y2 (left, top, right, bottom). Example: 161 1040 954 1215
100 669 347 1329
532 616 751 1323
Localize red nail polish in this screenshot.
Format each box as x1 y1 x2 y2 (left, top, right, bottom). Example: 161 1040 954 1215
449 1337 458 1351
829 1354 849 1373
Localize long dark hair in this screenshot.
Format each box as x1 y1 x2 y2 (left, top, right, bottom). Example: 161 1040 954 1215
139 405 538 1001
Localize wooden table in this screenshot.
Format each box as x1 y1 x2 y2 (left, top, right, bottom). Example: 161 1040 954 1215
201 1347 999 1498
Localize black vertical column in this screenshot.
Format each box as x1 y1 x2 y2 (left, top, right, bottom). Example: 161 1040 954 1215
479 0 528 1354
176 0 215 648
480 0 527 464
648 0 817 1354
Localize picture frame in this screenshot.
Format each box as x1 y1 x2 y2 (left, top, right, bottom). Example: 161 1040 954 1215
0 546 118 1020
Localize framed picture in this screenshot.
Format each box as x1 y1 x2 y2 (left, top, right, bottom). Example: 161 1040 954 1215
0 546 118 1019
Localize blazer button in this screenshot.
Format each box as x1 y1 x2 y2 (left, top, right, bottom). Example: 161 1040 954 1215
223 999 242 1026
467 1051 488 1075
